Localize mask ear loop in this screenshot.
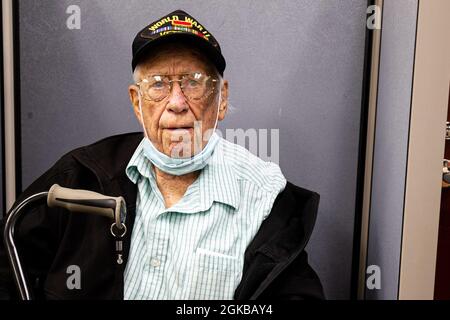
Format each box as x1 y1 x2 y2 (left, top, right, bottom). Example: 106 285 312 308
214 78 224 130
138 90 151 140
206 77 223 139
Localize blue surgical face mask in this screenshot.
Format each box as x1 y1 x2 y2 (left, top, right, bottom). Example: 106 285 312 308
138 79 223 176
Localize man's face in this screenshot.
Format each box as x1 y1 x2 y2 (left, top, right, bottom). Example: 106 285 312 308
129 44 228 158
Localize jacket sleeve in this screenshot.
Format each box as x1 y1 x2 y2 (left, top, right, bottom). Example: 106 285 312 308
0 156 76 300
261 188 325 300
269 250 325 300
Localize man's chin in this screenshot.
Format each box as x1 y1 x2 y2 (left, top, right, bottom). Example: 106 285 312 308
166 142 195 159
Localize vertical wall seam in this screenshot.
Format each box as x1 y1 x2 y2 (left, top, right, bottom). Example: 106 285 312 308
359 0 385 300
2 0 16 212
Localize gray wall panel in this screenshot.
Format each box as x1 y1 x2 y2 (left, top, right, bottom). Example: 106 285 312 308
19 0 367 299
365 0 418 300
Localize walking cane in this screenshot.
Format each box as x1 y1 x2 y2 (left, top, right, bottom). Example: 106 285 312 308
3 184 127 300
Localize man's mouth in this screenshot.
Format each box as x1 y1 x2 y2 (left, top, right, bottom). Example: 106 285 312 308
165 127 193 131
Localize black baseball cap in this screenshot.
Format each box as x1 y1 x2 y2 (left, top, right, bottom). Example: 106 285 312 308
132 10 226 76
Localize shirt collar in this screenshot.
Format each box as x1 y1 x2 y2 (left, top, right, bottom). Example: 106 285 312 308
125 138 154 183
125 138 241 212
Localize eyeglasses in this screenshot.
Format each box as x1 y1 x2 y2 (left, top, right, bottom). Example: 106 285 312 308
136 72 218 102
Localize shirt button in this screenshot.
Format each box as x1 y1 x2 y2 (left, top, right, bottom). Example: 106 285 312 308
150 258 160 268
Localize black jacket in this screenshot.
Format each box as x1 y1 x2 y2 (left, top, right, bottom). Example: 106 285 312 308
0 132 324 300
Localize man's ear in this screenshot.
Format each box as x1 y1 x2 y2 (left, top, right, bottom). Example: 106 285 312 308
218 80 229 121
129 85 143 126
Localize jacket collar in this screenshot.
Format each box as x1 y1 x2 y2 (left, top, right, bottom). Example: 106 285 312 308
74 132 144 182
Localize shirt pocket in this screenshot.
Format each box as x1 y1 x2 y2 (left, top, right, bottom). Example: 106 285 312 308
185 248 243 300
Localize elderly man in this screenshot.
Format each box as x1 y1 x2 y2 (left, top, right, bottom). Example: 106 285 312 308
0 10 323 300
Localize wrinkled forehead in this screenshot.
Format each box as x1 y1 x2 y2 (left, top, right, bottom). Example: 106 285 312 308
137 42 217 75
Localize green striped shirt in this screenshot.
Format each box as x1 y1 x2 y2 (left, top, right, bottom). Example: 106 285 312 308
124 136 286 300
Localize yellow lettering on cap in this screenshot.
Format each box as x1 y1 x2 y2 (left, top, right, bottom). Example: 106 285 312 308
149 16 174 31
184 16 204 31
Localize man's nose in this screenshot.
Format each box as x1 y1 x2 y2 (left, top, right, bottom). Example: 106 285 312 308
167 81 188 113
